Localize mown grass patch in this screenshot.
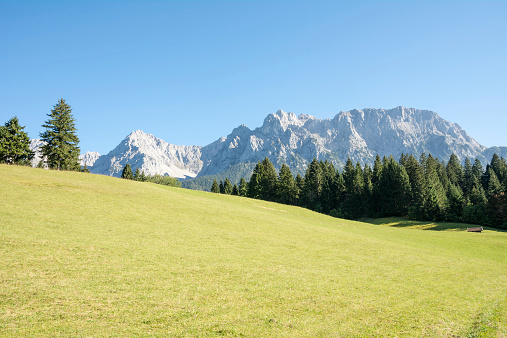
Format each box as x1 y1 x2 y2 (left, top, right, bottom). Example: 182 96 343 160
1 165 506 336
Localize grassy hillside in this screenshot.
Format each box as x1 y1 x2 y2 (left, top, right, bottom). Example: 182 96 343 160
1 164 506 337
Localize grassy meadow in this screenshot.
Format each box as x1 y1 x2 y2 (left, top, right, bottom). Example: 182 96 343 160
1 164 506 336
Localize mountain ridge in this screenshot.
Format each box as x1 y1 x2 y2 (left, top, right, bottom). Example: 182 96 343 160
30 107 507 182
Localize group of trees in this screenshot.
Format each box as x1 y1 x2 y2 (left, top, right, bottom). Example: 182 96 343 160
0 98 81 170
120 163 181 188
213 154 507 229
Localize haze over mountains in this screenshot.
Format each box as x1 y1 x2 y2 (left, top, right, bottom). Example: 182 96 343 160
31 107 507 183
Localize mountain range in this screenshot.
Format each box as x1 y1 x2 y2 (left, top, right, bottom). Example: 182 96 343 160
30 107 507 189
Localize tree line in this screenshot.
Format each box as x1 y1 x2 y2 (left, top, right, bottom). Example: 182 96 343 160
120 163 181 188
212 154 507 230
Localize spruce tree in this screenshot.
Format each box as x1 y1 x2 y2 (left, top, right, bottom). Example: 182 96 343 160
403 154 425 219
0 116 34 165
446 153 463 188
223 178 233 194
302 159 324 211
277 163 297 205
232 183 239 196
377 157 411 217
121 163 133 179
238 177 248 196
219 180 225 194
211 178 220 193
134 168 141 181
446 183 464 222
40 98 80 170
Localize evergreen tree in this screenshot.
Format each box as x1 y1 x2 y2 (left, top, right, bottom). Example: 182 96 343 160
446 153 463 188
341 159 364 219
223 178 233 194
211 178 220 193
247 157 277 201
446 183 464 222
403 154 425 219
462 158 474 199
370 155 383 216
0 116 34 165
232 183 239 196
139 170 147 182
295 173 304 204
422 154 447 220
320 160 337 214
81 164 90 173
219 180 225 194
302 158 324 211
277 163 297 205
377 157 411 217
121 163 133 180
248 162 263 199
133 168 141 181
238 177 248 197
40 98 80 170
472 159 484 188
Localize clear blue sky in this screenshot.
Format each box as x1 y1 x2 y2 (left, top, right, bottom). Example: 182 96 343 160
1 0 506 155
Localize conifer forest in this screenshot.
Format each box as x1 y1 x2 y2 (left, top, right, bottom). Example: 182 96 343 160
213 154 507 230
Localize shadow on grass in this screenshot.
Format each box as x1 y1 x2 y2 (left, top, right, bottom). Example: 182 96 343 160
361 217 506 232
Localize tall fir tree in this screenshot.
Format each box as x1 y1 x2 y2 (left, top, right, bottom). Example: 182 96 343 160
0 116 34 165
211 178 220 193
277 163 297 205
219 180 225 194
232 183 239 196
302 158 324 211
446 153 463 188
133 168 141 181
223 178 233 194
121 163 133 180
377 157 411 217
238 177 248 196
40 99 80 170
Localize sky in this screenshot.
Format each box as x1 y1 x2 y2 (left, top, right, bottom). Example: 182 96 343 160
1 0 506 155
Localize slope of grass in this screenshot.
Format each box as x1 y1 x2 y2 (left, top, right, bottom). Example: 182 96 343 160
1 164 506 336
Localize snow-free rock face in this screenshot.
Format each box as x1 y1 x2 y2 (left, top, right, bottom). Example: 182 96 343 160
90 130 203 179
29 139 45 167
84 107 502 180
79 151 100 167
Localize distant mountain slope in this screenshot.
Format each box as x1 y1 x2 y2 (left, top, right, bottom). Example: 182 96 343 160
90 130 203 178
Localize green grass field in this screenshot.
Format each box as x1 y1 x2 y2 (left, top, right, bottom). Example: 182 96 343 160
1 165 506 337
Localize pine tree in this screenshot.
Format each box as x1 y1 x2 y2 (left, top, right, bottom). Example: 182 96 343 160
238 177 248 196
223 178 233 194
121 164 133 179
219 180 225 194
211 178 220 193
232 183 239 196
40 98 80 170
140 170 147 182
0 116 34 165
